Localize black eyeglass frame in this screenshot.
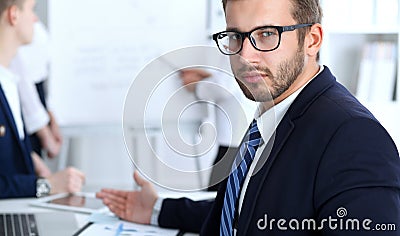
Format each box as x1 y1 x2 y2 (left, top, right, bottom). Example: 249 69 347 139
212 23 314 55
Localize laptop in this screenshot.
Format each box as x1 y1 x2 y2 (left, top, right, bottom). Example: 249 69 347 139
0 212 78 236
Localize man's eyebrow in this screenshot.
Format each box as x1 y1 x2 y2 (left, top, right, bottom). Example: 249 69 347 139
225 27 240 31
226 24 276 32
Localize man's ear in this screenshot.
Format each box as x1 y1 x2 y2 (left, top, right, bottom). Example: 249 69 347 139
305 23 323 58
7 5 19 26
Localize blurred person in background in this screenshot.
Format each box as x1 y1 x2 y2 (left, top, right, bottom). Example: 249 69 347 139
0 0 84 199
10 20 62 159
179 67 256 191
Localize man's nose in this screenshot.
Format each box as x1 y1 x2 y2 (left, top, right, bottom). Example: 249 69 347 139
238 37 259 64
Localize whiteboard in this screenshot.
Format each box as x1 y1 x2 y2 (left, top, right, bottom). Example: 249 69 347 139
48 0 208 125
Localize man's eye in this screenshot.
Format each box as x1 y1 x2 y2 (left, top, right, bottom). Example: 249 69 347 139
230 34 241 40
259 31 274 37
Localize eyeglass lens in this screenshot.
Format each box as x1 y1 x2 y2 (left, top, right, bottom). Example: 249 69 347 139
217 27 280 54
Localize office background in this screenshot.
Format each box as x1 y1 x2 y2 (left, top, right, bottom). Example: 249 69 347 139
34 0 399 191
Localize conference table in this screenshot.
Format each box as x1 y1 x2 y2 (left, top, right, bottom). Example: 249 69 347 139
0 196 203 235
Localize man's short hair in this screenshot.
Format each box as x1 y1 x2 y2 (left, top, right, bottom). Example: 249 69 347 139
0 0 25 16
221 0 323 47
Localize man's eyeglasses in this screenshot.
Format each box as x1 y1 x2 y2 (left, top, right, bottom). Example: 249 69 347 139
212 24 313 55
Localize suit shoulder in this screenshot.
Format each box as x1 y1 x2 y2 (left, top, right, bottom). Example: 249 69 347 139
312 82 376 123
295 81 396 146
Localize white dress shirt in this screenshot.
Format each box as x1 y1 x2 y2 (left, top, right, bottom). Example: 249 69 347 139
0 66 25 140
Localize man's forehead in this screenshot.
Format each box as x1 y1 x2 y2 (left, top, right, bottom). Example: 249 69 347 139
225 0 294 30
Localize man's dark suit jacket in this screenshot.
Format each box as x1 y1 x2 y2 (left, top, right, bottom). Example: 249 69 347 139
0 85 36 198
158 67 400 235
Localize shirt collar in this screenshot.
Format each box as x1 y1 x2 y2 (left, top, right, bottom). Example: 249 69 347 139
255 65 324 143
0 65 20 86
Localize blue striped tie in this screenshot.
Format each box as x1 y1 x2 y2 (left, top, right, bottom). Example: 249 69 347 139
220 119 262 236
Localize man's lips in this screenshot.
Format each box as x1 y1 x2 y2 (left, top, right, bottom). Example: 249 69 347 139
240 72 267 83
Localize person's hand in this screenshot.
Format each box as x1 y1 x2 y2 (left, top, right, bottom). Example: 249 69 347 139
31 152 52 178
48 111 63 145
47 167 85 194
36 125 62 158
96 171 158 224
36 111 62 158
179 68 212 92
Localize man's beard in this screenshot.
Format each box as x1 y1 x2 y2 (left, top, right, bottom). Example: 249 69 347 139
234 47 305 102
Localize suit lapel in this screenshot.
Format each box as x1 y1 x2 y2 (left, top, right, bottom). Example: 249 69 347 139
0 85 30 158
237 67 337 234
0 85 20 140
237 116 295 234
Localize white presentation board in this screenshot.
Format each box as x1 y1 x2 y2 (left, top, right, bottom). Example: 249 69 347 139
48 0 208 126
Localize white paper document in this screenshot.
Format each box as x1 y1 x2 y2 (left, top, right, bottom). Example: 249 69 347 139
79 221 179 236
78 212 179 236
